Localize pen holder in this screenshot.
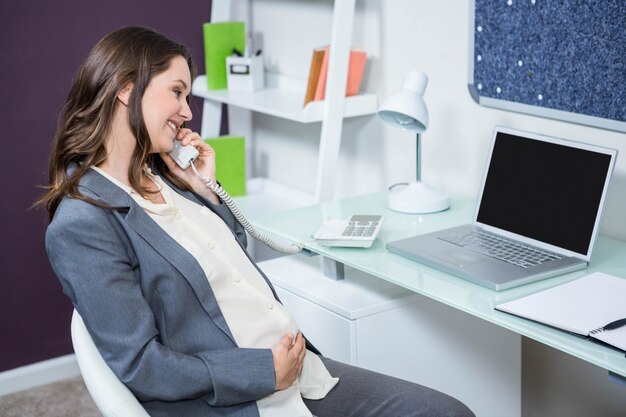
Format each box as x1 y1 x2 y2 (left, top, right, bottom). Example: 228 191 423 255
226 55 264 92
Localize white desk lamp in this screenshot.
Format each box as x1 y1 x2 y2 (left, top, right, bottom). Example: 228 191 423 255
378 69 450 213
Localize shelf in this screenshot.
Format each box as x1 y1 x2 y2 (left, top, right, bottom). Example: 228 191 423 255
192 74 378 123
201 0 370 202
232 177 316 221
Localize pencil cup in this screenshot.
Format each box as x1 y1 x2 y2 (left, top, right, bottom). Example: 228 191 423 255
226 55 264 92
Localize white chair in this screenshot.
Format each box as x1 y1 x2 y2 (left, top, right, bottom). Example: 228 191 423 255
71 309 150 417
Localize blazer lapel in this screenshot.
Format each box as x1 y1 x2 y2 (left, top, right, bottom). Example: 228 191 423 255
79 169 237 344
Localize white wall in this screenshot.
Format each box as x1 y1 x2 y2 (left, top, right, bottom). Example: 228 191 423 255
239 0 626 415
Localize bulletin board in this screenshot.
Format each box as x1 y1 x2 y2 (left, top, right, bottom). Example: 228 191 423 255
468 0 626 133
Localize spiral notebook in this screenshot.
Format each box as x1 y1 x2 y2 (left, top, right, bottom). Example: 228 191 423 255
496 272 626 352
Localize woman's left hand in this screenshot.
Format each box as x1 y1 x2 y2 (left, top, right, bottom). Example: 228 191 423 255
160 128 220 204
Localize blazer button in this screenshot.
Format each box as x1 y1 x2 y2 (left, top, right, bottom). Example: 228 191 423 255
175 211 182 220
207 241 216 249
267 301 274 310
233 274 241 283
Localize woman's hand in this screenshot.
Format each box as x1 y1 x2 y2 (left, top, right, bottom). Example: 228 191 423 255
160 128 220 204
271 332 306 391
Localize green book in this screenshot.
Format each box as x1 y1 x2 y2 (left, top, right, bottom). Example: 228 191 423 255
204 136 246 196
203 22 246 90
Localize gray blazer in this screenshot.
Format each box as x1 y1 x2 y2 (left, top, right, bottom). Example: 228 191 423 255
46 168 318 417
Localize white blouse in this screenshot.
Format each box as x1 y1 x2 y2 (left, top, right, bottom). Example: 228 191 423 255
91 166 338 417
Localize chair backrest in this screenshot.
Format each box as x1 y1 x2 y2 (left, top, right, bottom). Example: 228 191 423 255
71 309 150 417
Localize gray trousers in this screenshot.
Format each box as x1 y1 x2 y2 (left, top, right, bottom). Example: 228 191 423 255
304 357 475 417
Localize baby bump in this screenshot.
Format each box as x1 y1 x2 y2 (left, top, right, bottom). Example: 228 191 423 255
220 293 301 349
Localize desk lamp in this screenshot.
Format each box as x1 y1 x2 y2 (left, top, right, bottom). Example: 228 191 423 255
378 69 450 213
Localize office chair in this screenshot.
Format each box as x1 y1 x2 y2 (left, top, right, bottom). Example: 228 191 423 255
71 309 150 417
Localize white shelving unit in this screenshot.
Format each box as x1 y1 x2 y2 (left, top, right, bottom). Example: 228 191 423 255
192 74 378 124
193 0 378 217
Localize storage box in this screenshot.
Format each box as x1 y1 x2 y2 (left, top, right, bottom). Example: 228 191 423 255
226 55 264 92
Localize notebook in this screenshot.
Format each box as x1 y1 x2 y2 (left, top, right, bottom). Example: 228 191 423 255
495 272 626 352
387 126 617 290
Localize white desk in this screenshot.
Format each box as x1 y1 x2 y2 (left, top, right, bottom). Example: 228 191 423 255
249 192 626 416
259 254 521 417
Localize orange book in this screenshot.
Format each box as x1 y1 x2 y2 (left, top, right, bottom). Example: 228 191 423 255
313 48 366 101
303 47 328 107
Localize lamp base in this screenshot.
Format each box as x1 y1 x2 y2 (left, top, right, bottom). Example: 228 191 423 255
388 181 450 214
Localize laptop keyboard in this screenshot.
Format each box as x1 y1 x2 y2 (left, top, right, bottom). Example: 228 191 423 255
439 229 562 268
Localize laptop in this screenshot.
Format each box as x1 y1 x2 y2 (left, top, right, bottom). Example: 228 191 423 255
387 126 617 291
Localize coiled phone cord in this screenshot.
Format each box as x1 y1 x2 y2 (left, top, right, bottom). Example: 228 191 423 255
191 162 303 254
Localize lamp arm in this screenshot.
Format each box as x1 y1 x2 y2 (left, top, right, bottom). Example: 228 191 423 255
416 133 422 183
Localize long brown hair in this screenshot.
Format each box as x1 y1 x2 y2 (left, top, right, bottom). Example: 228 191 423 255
38 26 197 220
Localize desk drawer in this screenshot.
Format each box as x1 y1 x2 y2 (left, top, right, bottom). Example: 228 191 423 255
274 285 356 364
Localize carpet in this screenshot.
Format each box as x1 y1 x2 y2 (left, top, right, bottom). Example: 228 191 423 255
0 376 99 417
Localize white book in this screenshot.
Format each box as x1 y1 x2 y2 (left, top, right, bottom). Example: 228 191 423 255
496 272 626 352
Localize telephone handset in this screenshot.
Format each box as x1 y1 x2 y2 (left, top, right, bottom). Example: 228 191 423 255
168 141 302 254
169 140 199 170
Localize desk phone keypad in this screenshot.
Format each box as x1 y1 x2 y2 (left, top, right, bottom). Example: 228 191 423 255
342 215 382 237
313 215 383 248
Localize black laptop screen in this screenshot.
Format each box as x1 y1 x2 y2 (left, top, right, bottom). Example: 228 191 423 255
476 132 613 255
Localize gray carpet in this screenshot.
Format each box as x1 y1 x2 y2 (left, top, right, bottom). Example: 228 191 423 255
0 376 100 417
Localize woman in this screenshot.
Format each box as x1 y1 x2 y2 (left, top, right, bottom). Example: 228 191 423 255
40 26 474 417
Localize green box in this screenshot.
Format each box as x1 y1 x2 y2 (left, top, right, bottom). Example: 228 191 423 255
203 22 246 90
204 136 246 196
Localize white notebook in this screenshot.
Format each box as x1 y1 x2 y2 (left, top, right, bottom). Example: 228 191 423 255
496 272 626 352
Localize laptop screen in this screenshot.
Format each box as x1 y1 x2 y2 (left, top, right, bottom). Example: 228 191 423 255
476 130 614 256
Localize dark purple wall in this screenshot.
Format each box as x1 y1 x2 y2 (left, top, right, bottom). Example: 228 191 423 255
0 0 213 372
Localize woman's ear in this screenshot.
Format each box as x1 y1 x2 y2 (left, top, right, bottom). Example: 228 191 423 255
117 83 133 106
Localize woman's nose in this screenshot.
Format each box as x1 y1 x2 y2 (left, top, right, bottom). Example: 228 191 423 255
179 100 192 121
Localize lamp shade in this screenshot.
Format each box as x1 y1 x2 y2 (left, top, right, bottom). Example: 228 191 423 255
378 70 429 133
377 69 449 214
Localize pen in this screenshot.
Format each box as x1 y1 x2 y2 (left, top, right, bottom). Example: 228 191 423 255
590 317 626 335
604 318 626 331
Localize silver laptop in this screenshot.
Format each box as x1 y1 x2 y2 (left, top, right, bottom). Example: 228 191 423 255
387 126 617 291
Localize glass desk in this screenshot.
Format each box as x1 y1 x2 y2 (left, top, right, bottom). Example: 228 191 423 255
251 191 626 378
